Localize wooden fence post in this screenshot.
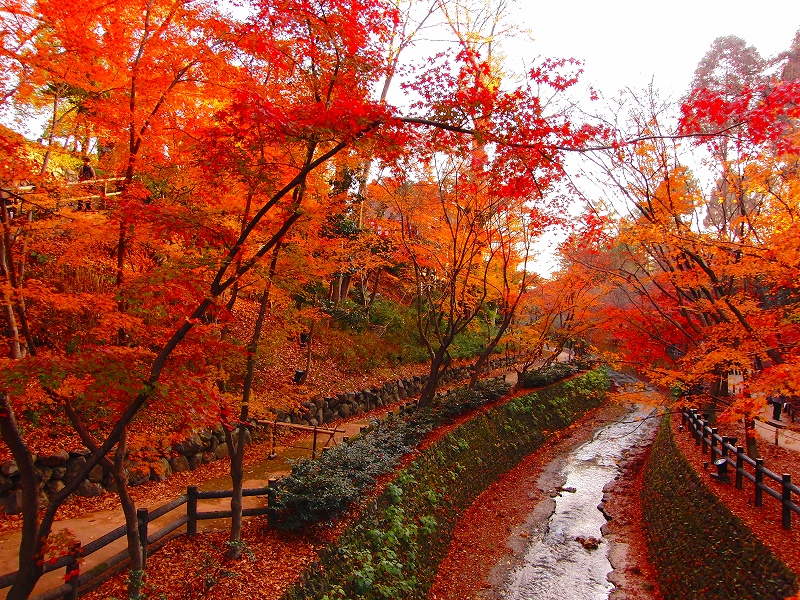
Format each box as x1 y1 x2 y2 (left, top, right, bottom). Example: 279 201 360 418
269 421 278 460
267 477 277 528
65 545 81 600
312 425 318 460
710 428 718 459
782 474 792 530
701 420 708 454
755 459 764 507
735 446 744 490
187 486 198 536
137 508 149 571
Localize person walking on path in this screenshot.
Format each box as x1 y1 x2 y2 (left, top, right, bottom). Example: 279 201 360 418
77 156 95 210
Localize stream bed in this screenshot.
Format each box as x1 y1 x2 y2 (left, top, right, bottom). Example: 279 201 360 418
498 403 659 600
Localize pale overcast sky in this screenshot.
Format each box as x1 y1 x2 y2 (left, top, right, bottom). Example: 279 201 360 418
510 0 799 100
464 1 800 275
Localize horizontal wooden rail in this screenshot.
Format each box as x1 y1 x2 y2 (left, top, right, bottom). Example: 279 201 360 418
682 409 800 530
0 485 271 598
257 420 346 434
196 486 268 500
148 494 188 520
66 177 126 186
196 507 270 520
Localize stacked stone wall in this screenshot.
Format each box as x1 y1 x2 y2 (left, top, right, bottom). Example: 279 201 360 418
0 356 518 514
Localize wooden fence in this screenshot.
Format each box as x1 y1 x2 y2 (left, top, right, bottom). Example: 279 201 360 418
65 177 126 208
682 409 800 530
0 482 277 600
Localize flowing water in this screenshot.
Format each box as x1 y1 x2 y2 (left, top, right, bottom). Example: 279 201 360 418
500 404 659 600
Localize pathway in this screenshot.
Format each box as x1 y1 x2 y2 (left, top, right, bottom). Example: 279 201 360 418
0 366 519 598
755 400 800 453
0 416 374 599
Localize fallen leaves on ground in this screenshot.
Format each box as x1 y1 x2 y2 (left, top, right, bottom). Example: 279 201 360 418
671 412 800 576
429 401 663 600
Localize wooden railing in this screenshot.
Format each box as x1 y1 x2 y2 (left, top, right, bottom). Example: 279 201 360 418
682 409 800 530
0 482 277 600
65 177 126 210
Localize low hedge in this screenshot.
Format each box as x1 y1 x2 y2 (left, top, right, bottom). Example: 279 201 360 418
283 368 609 600
270 378 512 529
516 362 574 389
642 418 798 600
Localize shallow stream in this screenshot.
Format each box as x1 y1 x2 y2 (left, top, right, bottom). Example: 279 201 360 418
500 404 658 600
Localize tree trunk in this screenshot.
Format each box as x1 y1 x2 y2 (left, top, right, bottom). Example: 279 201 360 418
418 349 450 407
744 417 760 459
0 394 43 600
228 244 278 556
64 398 143 598
469 312 513 389
225 424 245 558
363 269 381 319
114 433 144 599
340 273 352 303
0 200 33 358
295 321 315 385
0 271 22 359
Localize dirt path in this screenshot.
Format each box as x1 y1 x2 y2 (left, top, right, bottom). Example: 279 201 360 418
430 389 663 599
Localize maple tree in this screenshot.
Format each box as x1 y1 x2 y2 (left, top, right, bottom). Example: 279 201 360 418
3 1 795 598
0 0 393 595
559 39 800 458
511 251 606 373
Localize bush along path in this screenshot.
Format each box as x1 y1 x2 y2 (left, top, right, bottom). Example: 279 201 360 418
281 368 610 600
642 417 799 600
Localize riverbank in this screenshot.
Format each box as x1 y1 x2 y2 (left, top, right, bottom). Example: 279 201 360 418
429 396 662 599
669 411 800 580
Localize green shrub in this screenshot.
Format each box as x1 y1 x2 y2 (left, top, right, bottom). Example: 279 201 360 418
438 378 511 418
270 418 432 529
271 374 518 529
517 362 574 388
284 368 610 600
473 377 513 401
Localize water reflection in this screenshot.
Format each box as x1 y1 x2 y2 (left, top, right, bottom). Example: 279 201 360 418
502 405 657 600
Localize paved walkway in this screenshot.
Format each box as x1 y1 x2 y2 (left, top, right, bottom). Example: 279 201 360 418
755 401 800 453
0 415 375 599
0 367 520 598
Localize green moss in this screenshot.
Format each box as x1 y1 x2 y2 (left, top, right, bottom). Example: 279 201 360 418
642 418 798 600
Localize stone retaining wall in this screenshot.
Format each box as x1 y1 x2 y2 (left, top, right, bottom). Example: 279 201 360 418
0 356 519 515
